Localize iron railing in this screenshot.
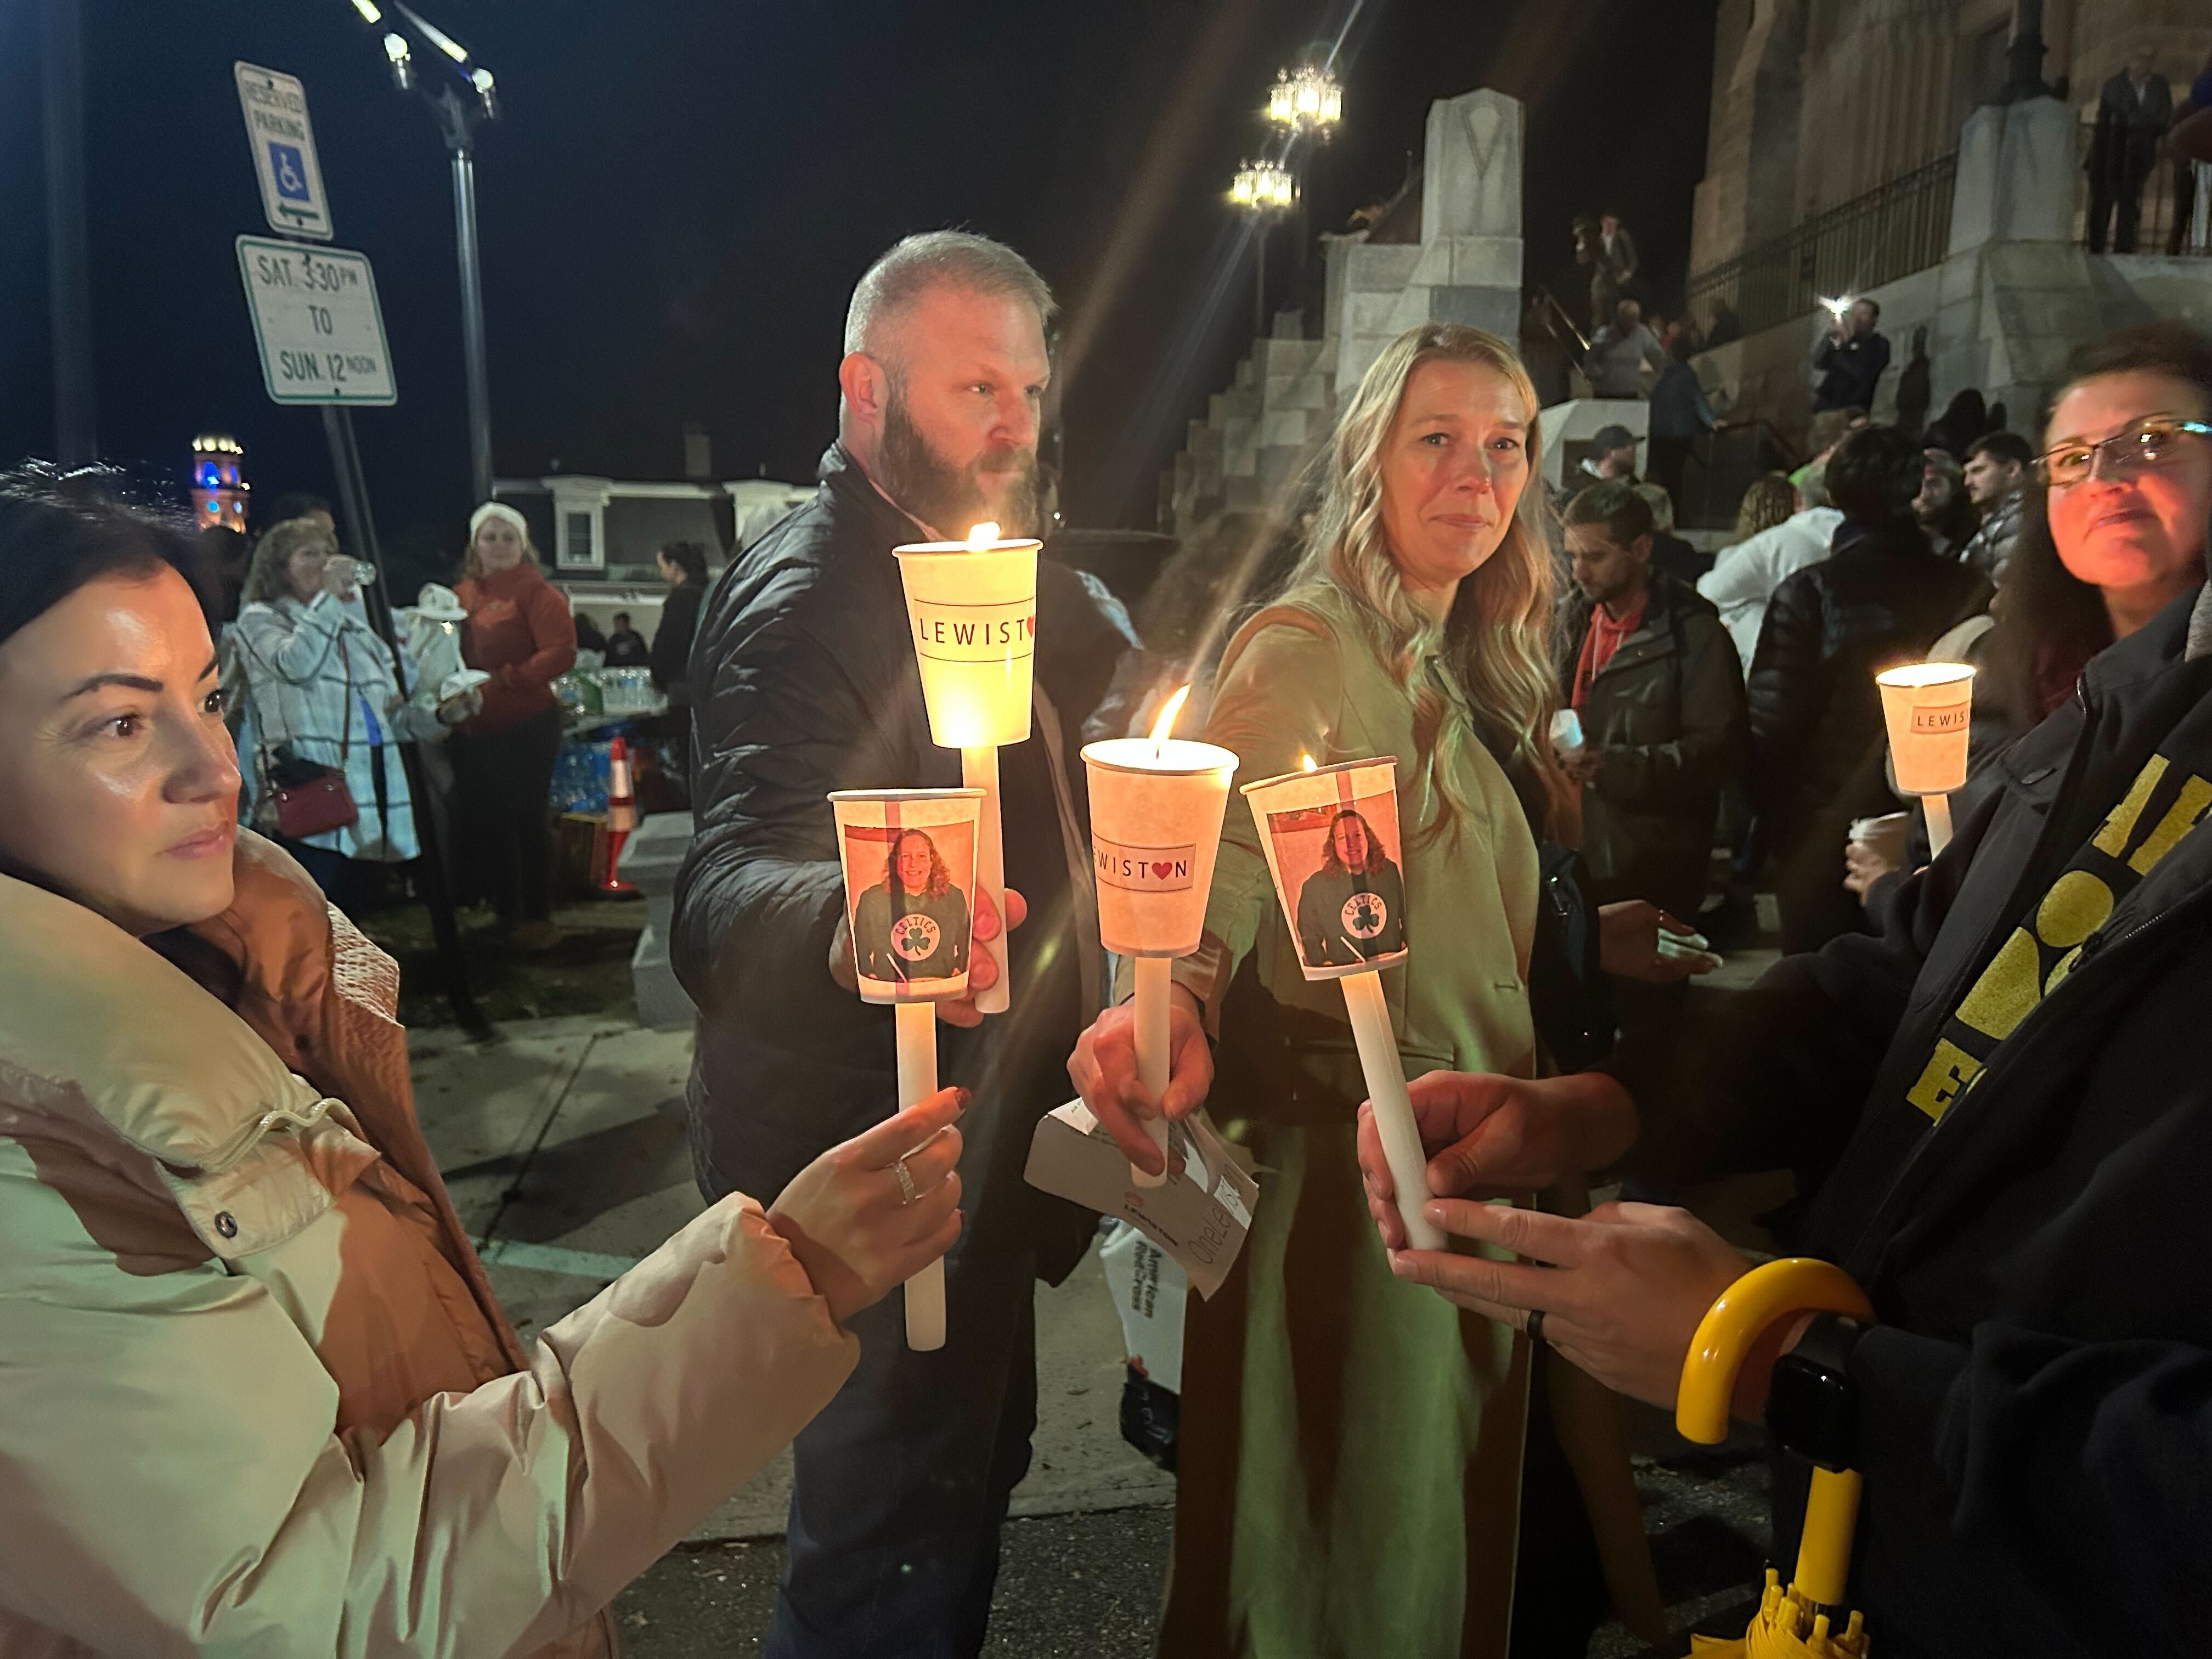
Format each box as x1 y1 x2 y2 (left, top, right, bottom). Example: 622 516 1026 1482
2073 119 2211 256
1686 152 1959 342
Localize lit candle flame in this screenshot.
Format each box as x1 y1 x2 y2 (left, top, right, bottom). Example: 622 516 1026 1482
1299 752 1318 772
1149 684 1193 748
966 522 1001 551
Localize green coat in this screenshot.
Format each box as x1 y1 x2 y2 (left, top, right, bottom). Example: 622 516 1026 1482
1158 588 1541 1659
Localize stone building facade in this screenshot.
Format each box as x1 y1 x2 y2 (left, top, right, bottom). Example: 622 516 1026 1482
1692 0 2208 281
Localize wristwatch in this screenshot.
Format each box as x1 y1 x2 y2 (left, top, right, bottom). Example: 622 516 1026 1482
1765 1312 1867 1470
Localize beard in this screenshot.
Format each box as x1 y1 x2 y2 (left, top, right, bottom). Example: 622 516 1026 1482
876 390 1040 539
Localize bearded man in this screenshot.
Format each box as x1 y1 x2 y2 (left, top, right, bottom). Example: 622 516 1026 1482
673 232 1138 1656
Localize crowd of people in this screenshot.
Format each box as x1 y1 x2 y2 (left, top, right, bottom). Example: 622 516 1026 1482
3 215 2212 1659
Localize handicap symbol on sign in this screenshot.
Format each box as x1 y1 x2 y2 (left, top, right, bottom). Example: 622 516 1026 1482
269 142 311 202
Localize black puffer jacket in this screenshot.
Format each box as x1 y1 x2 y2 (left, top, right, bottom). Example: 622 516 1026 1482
672 445 1138 1276
1622 585 2212 1656
1747 522 1989 831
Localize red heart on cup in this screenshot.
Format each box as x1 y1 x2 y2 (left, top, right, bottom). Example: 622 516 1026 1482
1152 861 1173 880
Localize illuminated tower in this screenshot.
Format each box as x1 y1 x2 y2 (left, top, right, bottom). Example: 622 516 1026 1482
190 433 249 531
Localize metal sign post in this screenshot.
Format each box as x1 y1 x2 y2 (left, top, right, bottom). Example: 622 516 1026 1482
232 68 486 1038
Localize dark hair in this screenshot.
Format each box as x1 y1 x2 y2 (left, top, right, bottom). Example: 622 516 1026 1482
1982 499 2112 726
1562 478 1655 547
1667 331 1696 364
1983 321 2212 721
659 540 709 583
613 610 631 626
1966 431 2034 470
1825 425 1925 530
2052 319 2212 424
265 492 332 528
0 467 198 652
1856 297 1881 320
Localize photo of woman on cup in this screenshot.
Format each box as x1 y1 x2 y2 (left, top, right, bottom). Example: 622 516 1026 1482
851 827 972 984
1291 805 1407 967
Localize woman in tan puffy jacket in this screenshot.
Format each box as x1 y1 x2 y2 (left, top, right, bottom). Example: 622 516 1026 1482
0 474 966 1656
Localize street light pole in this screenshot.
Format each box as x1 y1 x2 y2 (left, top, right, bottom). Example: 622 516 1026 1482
1254 219 1267 336
430 86 495 503
41 0 96 465
358 5 500 503
1229 160 1297 341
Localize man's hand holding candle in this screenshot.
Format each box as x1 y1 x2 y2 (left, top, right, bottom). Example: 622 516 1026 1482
1066 982 1215 1178
829 884 1026 1029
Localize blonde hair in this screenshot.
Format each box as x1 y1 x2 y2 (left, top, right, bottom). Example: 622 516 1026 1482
241 517 338 606
1284 323 1566 840
1733 471 1798 540
461 516 541 582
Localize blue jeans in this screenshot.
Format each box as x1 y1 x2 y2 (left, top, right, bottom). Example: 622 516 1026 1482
766 1246 1039 1659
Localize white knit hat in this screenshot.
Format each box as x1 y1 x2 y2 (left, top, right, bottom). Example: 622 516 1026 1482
469 500 531 541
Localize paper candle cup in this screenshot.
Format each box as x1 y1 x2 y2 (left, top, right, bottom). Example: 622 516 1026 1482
894 535 1040 751
1239 757 1411 982
1082 737 1240 959
1876 662 1974 796
828 788 985 1005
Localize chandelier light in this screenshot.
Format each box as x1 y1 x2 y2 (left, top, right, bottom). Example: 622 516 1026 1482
1228 160 1297 212
1267 64 1343 136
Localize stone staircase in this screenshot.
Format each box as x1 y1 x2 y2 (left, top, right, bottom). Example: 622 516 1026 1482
1159 323 1338 539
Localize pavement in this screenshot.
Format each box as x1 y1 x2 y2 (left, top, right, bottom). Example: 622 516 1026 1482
404 894 1792 1655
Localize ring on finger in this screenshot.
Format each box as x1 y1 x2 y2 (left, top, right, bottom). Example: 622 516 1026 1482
1525 1307 1548 1347
892 1154 920 1206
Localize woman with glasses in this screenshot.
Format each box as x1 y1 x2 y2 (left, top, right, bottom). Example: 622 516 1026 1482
1846 323 2212 902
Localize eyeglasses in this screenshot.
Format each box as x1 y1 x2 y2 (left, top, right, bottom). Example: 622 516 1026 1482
2034 416 2212 488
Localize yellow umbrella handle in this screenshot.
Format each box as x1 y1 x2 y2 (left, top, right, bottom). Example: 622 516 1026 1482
1679 1259 1877 1614
1675 1257 1874 1445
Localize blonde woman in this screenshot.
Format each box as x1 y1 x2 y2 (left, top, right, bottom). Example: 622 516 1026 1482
1069 325 1639 1657
231 518 474 912
1696 469 1844 676
452 503 577 949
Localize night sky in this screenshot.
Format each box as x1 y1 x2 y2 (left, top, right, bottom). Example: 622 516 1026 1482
2 1 1717 567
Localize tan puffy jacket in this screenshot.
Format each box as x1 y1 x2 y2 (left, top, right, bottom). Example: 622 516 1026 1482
0 836 859 1656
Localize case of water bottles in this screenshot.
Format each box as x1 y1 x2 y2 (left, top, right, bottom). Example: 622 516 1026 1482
550 741 613 814
596 669 657 715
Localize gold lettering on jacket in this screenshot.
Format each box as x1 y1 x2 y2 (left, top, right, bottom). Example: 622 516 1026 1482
1906 757 2212 1120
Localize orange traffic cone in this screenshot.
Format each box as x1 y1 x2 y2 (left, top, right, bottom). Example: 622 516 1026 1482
599 736 640 895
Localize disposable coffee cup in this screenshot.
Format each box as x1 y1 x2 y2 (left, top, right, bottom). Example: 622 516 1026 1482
893 532 1040 750
1240 757 1410 981
1082 737 1239 958
827 788 985 1005
1875 663 1974 796
1848 811 1912 867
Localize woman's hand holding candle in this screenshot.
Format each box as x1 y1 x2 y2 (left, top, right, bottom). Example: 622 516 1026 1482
828 885 1026 1029
1382 1197 1772 1413
1066 983 1215 1177
1357 1070 1640 1222
766 1086 968 1327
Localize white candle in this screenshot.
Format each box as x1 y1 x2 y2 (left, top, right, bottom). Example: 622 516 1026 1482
894 522 1040 1018
893 1001 947 1351
1876 662 1974 856
1081 687 1239 1186
1239 755 1442 1250
827 786 984 1350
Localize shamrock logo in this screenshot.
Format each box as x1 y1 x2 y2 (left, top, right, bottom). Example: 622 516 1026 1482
1341 891 1387 940
893 915 943 962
